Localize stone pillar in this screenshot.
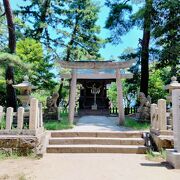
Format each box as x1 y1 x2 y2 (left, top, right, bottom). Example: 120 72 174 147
0 106 3 124
155 107 159 130
29 98 38 130
37 104 39 128
158 99 167 131
17 107 24 129
116 69 125 125
150 104 157 129
166 89 180 169
68 69 77 125
172 89 180 152
6 107 13 130
39 103 43 128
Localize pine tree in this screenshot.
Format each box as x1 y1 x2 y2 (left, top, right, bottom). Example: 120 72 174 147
63 0 103 61
105 0 154 96
153 0 180 77
2 0 17 111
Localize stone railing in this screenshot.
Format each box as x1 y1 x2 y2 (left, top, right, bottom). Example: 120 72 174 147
150 99 173 135
0 98 43 136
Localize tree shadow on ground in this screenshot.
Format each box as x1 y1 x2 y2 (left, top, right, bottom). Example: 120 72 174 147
140 162 174 170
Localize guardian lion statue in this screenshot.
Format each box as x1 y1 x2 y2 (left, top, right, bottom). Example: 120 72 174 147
46 92 59 112
136 92 151 121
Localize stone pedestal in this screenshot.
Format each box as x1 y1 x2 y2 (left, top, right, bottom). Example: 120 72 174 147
167 89 180 168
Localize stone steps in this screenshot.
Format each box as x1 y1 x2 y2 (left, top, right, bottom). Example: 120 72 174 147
46 131 147 154
47 145 147 154
50 131 143 138
49 137 145 145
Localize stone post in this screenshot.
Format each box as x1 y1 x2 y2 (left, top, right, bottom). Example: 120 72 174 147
172 89 180 152
150 104 157 129
37 104 39 128
166 89 180 169
6 107 13 130
17 107 24 129
116 69 125 125
29 98 38 130
158 99 167 131
39 103 43 128
68 69 77 125
0 106 3 124
155 107 159 130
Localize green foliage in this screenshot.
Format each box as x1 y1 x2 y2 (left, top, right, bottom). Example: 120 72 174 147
0 79 6 106
0 3 7 51
63 0 104 61
0 117 6 130
105 1 133 43
16 38 56 90
107 82 117 106
31 90 51 107
0 53 27 68
153 0 180 75
44 112 73 130
0 149 36 160
125 117 150 130
15 0 104 60
149 68 167 103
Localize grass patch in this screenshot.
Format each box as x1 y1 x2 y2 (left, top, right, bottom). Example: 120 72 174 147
146 149 166 162
0 149 38 161
0 117 5 130
44 112 73 130
124 117 150 130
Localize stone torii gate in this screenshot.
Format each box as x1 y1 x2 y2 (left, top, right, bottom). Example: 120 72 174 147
59 60 135 126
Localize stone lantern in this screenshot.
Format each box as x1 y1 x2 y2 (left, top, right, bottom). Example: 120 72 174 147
165 76 180 129
165 76 180 102
13 76 36 110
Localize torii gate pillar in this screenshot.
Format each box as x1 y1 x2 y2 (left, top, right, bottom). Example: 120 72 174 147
68 69 77 125
116 69 125 125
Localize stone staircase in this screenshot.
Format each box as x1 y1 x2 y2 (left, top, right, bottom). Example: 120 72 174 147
46 131 147 154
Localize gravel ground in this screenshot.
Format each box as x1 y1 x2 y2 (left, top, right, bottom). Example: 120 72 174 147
68 115 132 131
0 154 180 180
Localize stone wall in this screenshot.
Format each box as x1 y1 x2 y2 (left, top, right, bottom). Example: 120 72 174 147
0 98 45 156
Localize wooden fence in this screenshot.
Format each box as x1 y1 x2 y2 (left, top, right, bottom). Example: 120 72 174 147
109 106 137 115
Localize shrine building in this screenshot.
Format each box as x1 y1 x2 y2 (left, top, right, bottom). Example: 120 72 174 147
59 60 135 125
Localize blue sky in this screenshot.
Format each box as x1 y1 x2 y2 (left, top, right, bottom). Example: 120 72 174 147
8 0 142 60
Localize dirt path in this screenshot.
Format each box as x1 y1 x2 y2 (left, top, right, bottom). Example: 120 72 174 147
0 154 180 180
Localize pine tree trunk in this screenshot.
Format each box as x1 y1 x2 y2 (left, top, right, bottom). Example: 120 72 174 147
5 65 17 111
3 0 17 111
140 0 153 97
3 0 16 53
